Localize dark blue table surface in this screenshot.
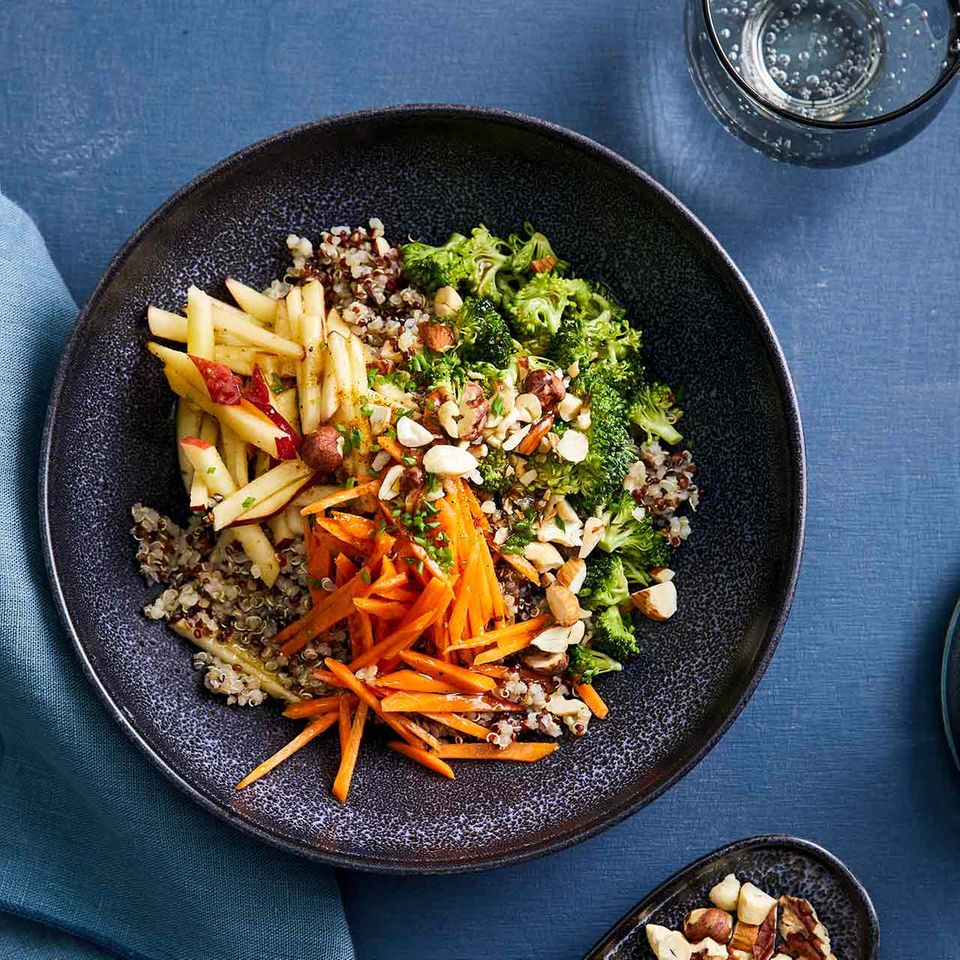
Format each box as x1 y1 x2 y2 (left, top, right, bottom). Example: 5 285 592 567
4 1 960 957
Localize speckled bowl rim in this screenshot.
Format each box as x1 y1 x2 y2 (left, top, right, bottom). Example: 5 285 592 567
583 834 879 959
39 103 807 874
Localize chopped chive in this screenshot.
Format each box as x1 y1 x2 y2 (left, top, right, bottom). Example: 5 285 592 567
242 496 256 509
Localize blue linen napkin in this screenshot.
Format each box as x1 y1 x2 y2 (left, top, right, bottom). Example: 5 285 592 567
0 190 355 960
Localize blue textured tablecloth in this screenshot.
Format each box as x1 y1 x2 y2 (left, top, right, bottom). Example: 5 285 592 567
2 1 959 957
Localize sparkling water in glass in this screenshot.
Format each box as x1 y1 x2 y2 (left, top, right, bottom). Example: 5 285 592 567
687 0 960 164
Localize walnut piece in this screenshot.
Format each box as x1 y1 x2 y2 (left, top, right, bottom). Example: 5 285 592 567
778 896 837 960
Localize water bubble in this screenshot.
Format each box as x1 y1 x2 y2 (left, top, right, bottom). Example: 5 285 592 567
720 27 731 38
799 50 811 62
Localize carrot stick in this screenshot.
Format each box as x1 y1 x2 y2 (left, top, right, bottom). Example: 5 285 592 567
324 658 384 716
338 694 352 752
379 555 396 578
380 692 523 713
330 511 378 541
315 517 371 551
435 497 461 572
377 670 461 693
399 651 497 693
395 715 442 751
335 553 359 586
370 572 408 595
375 435 408 463
376 585 420 604
300 478 379 516
356 610 374 654
236 712 337 789
277 573 373 656
348 610 437 670
421 712 491 740
332 701 369 803
458 480 490 533
448 542 481 646
574 682 609 720
283 694 353 718
472 631 540 665
387 741 455 780
478 537 506 622
436 741 558 762
353 597 408 620
311 669 348 689
457 614 552 654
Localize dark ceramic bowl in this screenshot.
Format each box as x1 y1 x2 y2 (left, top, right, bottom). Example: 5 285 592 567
584 835 879 959
40 105 805 873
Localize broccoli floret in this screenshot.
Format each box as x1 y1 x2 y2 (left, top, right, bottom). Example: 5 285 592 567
462 225 510 300
581 552 630 608
568 644 623 684
534 367 635 510
628 382 683 446
501 509 538 556
407 347 465 391
475 447 512 494
590 606 640 662
400 233 472 292
505 223 568 274
599 491 672 572
455 297 516 370
504 273 584 348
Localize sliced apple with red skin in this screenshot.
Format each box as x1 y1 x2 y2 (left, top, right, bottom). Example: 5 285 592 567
191 355 242 404
242 365 301 459
150 342 294 459
210 459 315 531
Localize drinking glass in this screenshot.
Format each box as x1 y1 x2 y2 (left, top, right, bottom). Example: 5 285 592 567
686 0 960 165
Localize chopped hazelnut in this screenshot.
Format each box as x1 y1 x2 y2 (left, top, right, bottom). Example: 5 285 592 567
300 426 343 472
421 321 456 352
684 908 732 945
524 368 566 410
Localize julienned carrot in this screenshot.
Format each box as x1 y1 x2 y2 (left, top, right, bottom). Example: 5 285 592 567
353 597 408 620
458 479 490 534
460 614 553 658
478 535 506 622
574 682 609 719
330 511 377 541
282 694 353 718
436 741 558 762
356 609 374 653
338 694 352 752
369 572 408 595
471 664 510 679
379 555 397 578
472 631 542 665
314 516 372 551
435 496 461 571
377 670 461 694
349 609 438 671
396 715 442 751
236 712 337 789
380 692 523 713
323 658 384 716
398 650 497 693
448 540 481 645
332 700 369 803
300 479 379 516
421 712 491 740
278 573 373 656
376 586 420 604
311 669 347 689
387 741 455 780
335 553 358 586
375 435 408 463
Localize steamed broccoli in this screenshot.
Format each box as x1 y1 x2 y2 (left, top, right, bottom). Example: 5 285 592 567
568 644 623 684
628 382 683 446
590 605 640 662
580 552 630 608
400 233 472 292
535 366 636 510
599 492 672 572
505 223 568 275
455 297 516 370
476 447 512 494
408 347 465 391
504 273 583 348
462 226 511 300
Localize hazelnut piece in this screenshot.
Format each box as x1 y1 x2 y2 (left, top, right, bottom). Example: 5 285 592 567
523 368 566 410
421 322 456 352
684 908 732 945
300 426 343 472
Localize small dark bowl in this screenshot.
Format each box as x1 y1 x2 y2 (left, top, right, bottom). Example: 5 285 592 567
40 105 805 873
584 835 879 959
